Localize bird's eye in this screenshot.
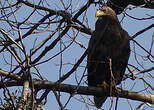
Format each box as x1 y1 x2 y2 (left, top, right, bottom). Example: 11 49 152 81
102 9 106 12
98 7 106 13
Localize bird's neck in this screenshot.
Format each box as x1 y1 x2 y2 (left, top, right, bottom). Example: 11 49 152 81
95 16 120 30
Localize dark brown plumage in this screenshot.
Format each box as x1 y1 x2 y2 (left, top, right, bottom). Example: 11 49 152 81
87 6 130 108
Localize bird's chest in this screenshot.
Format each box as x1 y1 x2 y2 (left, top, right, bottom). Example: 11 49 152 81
96 31 123 58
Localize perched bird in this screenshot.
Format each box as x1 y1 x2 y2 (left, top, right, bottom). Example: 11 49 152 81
87 6 130 108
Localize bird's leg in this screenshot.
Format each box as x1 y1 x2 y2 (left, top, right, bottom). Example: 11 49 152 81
98 81 109 95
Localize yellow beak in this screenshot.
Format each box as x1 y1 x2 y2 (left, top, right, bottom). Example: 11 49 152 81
95 10 104 17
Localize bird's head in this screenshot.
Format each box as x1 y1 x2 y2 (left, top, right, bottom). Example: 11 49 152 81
95 6 117 20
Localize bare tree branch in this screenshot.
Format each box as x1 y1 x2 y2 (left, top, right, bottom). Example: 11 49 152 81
131 23 154 39
0 69 21 80
107 0 154 14
0 79 153 104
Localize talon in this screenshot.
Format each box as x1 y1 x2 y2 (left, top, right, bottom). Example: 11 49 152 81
99 81 109 92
